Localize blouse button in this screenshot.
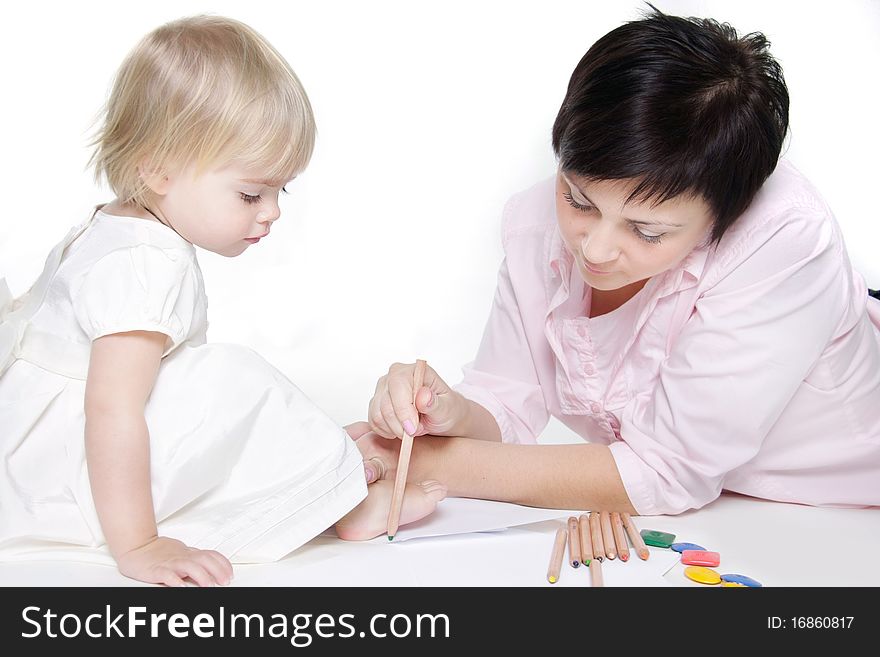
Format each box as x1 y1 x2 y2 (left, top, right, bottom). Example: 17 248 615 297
590 402 602 414
577 326 587 338
584 363 596 375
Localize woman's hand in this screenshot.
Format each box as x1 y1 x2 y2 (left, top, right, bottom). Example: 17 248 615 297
117 536 233 587
367 361 469 440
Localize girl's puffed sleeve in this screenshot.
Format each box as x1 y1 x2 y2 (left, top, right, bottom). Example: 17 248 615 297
71 244 202 353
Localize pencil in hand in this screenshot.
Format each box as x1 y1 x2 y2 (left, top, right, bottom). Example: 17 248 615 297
386 359 427 540
547 526 567 584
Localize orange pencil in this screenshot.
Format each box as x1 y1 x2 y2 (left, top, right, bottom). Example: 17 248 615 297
589 555 604 587
386 359 427 540
611 512 629 562
600 511 616 560
567 517 581 568
589 511 604 562
577 514 593 565
621 512 650 560
547 526 567 583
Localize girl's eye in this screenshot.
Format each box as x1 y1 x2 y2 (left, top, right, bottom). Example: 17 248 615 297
562 191 594 212
630 223 665 245
240 192 262 204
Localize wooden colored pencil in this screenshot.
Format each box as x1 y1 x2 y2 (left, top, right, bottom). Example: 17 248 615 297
567 516 581 568
600 511 616 560
621 512 650 560
577 514 593 565
589 511 605 562
611 511 630 562
589 555 604 587
386 359 427 539
547 526 567 583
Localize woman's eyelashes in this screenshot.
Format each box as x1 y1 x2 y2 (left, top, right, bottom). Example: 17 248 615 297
629 223 665 244
562 190 593 212
562 191 666 245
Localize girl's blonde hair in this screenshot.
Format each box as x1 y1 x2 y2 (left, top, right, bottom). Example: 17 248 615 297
89 15 315 205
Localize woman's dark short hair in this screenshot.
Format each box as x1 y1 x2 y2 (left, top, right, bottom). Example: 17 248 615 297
551 7 789 244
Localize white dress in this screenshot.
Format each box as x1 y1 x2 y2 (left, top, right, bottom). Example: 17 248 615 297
0 208 367 564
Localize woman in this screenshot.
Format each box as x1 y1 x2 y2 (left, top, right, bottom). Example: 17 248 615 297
352 8 880 516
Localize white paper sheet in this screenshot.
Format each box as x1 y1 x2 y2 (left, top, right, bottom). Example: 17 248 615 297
379 497 576 542
234 522 681 587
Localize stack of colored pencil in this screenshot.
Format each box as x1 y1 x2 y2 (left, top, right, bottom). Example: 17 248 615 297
546 511 650 586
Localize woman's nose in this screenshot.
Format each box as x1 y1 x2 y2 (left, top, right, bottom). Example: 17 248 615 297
581 221 619 264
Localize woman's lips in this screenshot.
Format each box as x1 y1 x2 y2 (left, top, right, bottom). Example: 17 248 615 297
583 260 613 275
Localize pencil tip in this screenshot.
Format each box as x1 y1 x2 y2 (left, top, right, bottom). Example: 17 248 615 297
548 576 557 583
387 535 394 541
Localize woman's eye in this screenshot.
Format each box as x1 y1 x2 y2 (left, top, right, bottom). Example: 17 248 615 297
562 191 594 212
631 224 665 244
240 192 262 204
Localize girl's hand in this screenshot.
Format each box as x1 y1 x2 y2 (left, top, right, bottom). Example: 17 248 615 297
117 536 233 587
367 361 468 440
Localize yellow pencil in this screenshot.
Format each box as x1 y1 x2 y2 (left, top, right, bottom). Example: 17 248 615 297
387 359 427 540
567 516 581 568
547 526 567 583
589 511 605 562
611 512 629 562
621 512 650 560
600 510 616 560
577 514 593 566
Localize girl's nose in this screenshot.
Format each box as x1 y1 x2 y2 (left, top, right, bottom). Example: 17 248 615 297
260 202 281 224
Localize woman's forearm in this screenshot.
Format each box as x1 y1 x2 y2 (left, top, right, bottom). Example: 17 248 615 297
453 397 503 442
84 412 159 559
410 437 636 513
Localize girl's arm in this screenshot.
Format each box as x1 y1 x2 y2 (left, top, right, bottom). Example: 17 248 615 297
84 330 164 557
84 330 232 586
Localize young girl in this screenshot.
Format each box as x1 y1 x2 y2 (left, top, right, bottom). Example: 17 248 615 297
352 9 880 515
0 15 445 586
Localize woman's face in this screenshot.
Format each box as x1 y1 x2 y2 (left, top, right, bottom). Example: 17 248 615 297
555 170 713 291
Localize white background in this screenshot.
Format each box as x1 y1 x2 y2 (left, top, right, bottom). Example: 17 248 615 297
1 0 878 431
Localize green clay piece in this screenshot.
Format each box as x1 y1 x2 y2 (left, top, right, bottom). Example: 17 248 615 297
639 529 676 548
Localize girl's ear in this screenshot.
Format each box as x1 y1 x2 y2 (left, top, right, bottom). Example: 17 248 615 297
138 161 172 195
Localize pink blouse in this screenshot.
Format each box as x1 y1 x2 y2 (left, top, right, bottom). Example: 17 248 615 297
455 160 880 515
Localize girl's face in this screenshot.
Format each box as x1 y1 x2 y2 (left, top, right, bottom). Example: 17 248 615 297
146 161 290 257
555 170 713 291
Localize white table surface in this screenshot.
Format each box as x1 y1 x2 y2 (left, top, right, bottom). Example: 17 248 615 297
1 492 877 587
